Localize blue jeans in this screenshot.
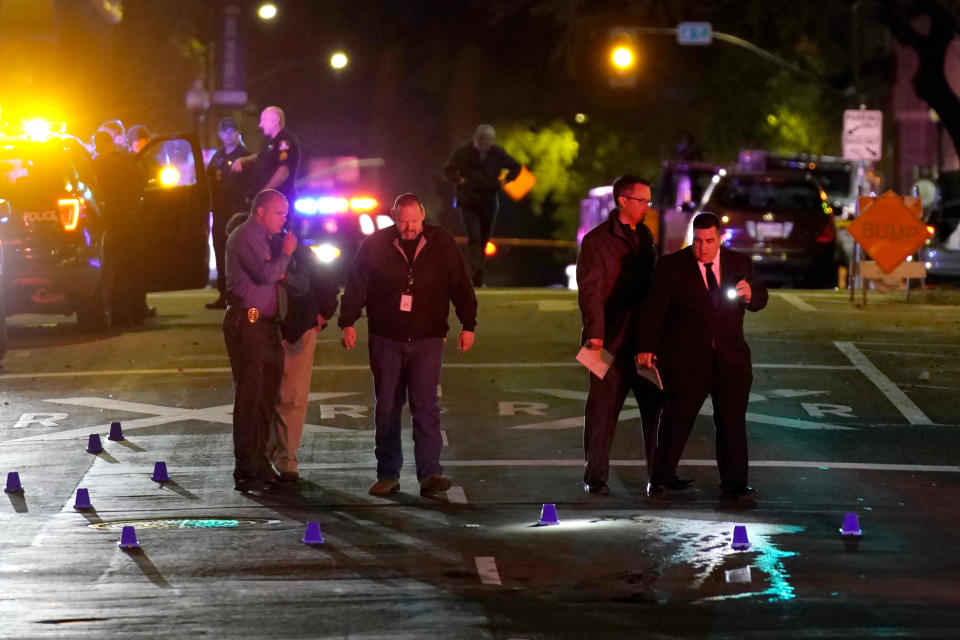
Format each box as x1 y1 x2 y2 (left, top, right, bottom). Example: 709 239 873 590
368 334 444 481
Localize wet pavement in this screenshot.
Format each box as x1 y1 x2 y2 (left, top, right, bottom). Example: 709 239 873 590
2 288 960 638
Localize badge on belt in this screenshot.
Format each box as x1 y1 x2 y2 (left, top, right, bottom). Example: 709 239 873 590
247 308 260 323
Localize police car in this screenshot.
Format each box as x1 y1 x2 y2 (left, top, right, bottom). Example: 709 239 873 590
288 156 393 281
0 121 209 361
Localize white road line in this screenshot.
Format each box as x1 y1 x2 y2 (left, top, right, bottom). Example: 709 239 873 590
291 459 960 473
334 511 461 563
775 292 818 312
0 362 856 380
441 430 449 446
834 341 934 426
475 557 502 585
446 486 468 504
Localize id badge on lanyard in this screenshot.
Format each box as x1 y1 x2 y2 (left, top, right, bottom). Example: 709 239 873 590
400 269 414 312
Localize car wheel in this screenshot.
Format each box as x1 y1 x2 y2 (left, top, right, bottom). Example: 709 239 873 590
76 262 114 333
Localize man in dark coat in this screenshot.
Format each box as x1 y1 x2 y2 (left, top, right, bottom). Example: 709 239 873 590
269 240 340 485
444 124 521 287
637 212 768 499
576 175 663 495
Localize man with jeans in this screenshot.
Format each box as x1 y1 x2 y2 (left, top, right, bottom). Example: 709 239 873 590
339 193 477 497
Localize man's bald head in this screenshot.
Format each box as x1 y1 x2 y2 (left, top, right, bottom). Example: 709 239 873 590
259 106 285 138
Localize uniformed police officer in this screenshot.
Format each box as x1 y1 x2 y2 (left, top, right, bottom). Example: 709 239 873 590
223 189 298 493
207 117 251 309
230 106 301 215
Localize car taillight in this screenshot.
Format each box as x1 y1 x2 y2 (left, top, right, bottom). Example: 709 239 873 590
815 218 835 244
57 197 81 231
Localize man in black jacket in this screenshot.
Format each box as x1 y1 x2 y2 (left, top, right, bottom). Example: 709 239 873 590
637 212 768 499
269 241 340 485
444 124 521 287
576 175 664 495
339 193 477 498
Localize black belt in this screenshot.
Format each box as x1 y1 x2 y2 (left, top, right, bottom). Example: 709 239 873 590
227 305 277 324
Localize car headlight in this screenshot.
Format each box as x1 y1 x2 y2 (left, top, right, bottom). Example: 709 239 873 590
359 214 376 235
310 243 341 264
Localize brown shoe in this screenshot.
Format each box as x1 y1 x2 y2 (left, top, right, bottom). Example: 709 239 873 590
368 477 400 497
419 474 452 497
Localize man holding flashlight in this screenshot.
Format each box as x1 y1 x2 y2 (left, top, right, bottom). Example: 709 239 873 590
636 212 768 499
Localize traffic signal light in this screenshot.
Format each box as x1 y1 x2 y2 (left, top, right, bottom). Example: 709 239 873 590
607 27 638 88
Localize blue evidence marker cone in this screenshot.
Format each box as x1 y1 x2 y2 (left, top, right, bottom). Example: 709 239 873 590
538 503 559 526
4 471 24 493
732 525 750 550
108 421 124 441
118 525 140 549
86 433 104 454
840 513 862 537
302 521 325 545
151 461 170 483
74 488 93 510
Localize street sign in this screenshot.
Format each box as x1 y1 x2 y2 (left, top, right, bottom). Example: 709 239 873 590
842 109 883 161
847 191 930 273
677 22 712 45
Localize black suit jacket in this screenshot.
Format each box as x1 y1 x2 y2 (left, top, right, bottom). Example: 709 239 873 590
577 210 657 356
637 247 768 385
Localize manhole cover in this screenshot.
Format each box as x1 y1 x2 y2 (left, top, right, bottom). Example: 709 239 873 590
90 517 280 531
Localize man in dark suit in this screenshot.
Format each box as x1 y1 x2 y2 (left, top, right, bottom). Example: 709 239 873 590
576 175 663 495
637 212 768 499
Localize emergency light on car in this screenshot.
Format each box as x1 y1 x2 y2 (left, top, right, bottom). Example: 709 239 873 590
57 197 80 231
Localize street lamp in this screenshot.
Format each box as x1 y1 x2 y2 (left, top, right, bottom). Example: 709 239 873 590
611 46 635 70
330 51 348 70
257 3 278 20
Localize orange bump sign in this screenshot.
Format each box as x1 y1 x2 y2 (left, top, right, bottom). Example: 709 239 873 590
847 191 930 274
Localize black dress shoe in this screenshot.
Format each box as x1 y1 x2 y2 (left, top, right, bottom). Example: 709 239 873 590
665 476 695 491
646 482 668 497
585 483 610 495
206 297 227 309
233 477 265 493
277 472 300 486
720 486 758 500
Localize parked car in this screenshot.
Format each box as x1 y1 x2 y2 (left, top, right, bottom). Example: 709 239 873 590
690 170 839 287
0 128 209 361
921 170 960 282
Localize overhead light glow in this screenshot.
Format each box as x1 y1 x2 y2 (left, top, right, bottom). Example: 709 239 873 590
257 3 277 20
611 46 634 69
330 52 349 69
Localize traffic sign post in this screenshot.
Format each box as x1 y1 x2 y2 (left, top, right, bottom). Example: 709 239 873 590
843 109 883 162
846 191 932 304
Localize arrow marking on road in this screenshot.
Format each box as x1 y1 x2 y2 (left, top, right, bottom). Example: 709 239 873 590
8 392 362 443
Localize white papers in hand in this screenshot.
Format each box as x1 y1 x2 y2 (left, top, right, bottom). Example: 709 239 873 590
576 345 614 379
635 361 664 390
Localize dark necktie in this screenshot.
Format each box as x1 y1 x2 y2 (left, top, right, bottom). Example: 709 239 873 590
704 262 720 307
